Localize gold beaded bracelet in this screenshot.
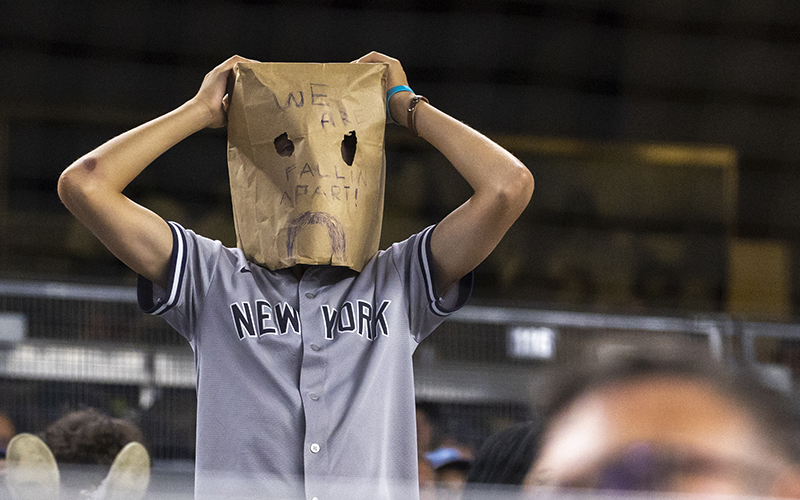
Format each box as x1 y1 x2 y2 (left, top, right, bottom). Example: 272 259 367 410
407 95 429 137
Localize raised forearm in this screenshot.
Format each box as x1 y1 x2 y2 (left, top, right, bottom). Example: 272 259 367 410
414 102 533 214
59 55 248 205
55 101 209 286
59 100 212 201
57 56 251 286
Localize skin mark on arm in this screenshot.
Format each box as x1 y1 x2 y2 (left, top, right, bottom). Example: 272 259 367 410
82 157 97 172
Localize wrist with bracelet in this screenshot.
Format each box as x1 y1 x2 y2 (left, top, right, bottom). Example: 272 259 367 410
386 85 429 137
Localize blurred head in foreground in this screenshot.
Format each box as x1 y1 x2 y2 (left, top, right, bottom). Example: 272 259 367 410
42 408 149 496
0 412 15 451
43 408 144 466
467 420 542 488
526 344 800 498
426 446 473 494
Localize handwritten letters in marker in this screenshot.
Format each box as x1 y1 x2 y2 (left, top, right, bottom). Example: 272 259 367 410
273 83 369 209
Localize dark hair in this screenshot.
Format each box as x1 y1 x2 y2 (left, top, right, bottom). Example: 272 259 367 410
538 345 800 465
466 420 543 487
41 408 144 465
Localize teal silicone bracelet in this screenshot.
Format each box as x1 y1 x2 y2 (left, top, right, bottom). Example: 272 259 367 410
386 85 414 123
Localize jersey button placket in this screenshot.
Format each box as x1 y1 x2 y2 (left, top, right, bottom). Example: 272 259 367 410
299 270 328 491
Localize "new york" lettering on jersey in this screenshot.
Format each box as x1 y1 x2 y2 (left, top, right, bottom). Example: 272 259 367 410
229 300 391 341
321 300 391 341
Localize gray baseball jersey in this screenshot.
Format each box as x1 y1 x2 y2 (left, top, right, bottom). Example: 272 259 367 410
138 221 472 500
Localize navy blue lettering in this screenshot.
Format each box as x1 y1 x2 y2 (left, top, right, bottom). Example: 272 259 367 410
275 303 301 335
321 305 338 340
319 301 392 341
300 163 314 179
357 300 373 340
338 302 356 332
256 300 277 336
230 302 256 340
375 300 391 337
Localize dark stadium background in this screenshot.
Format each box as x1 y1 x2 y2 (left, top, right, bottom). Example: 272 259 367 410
2 0 800 474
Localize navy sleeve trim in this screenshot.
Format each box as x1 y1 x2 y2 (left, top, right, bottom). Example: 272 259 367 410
137 221 188 316
417 225 474 317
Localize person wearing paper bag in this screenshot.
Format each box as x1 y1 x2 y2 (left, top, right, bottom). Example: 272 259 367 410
58 52 533 499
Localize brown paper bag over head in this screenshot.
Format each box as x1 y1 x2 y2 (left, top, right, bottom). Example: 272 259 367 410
227 62 388 271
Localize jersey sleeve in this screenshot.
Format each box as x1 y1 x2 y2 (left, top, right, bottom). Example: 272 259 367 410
137 221 229 343
389 225 473 342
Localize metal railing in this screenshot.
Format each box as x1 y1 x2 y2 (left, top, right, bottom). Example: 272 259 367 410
1 278 799 459
0 278 797 395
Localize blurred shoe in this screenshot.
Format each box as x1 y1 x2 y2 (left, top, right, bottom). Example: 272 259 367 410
93 441 150 500
5 433 60 500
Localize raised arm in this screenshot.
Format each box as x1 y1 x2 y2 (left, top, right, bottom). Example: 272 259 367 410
58 56 253 288
355 52 534 295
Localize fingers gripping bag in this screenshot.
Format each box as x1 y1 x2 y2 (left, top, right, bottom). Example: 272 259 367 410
227 62 388 271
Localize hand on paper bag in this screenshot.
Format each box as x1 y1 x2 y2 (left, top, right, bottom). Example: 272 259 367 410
193 55 258 129
353 51 410 125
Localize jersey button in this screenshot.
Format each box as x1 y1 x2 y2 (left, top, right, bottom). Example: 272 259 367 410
310 443 320 454
305 292 316 299
309 393 319 401
310 344 321 351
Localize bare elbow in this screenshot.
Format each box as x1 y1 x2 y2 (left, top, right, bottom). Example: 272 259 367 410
58 166 81 211
58 157 97 212
496 161 534 214
516 161 534 200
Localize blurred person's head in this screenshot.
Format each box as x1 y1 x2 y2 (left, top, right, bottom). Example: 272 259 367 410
526 344 800 498
419 457 437 500
42 408 144 466
0 412 15 452
426 446 472 497
41 408 148 496
417 403 436 455
466 420 542 488
0 411 15 472
3 409 149 499
417 402 446 456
